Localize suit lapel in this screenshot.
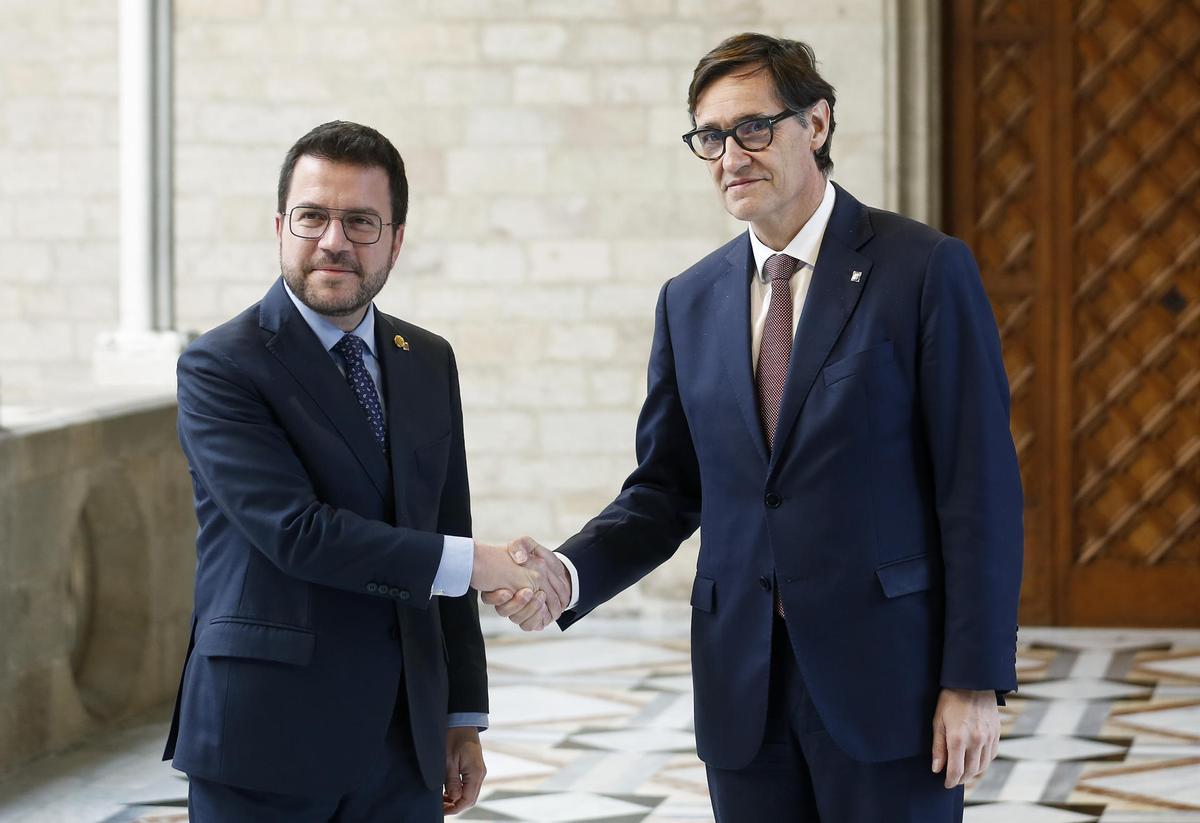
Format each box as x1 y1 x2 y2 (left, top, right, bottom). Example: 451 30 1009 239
714 236 770 466
770 186 874 467
260 279 391 501
374 310 420 523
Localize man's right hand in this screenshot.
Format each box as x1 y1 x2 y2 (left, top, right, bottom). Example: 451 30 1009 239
470 540 543 598
480 537 571 631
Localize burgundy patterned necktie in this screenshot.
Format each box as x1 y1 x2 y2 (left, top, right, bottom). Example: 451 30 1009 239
756 253 799 450
756 253 799 618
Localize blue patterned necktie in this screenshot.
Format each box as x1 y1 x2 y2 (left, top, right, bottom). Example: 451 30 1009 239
332 333 387 452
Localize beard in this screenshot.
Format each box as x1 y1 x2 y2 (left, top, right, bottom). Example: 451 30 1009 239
281 250 390 318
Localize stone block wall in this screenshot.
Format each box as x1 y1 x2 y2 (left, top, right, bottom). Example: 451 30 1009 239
1 1 917 608
0 403 195 773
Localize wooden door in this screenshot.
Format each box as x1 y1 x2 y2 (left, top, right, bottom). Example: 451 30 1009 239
945 0 1200 625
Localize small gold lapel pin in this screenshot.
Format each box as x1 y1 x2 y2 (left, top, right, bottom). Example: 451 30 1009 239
393 334 410 351
850 270 863 283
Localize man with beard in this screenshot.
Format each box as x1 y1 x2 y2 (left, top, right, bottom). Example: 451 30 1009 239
164 121 566 821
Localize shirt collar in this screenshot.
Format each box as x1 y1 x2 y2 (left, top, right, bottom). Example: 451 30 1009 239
282 279 378 359
748 178 837 282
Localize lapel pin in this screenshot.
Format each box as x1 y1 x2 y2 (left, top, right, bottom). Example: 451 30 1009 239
850 270 862 282
393 334 410 351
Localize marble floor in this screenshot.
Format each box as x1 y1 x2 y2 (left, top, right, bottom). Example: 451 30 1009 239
1 613 1199 823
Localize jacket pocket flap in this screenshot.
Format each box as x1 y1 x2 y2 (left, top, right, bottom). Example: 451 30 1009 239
690 576 715 613
823 340 895 386
195 618 315 665
875 555 933 599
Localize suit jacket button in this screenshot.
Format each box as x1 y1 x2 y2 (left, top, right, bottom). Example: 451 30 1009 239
764 492 782 508
389 586 402 597
367 582 379 593
398 590 411 601
759 576 772 591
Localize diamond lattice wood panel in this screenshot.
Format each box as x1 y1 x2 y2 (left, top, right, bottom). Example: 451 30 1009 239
947 0 1200 624
1070 0 1200 571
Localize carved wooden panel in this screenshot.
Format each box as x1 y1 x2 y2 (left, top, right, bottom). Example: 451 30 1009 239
947 0 1200 625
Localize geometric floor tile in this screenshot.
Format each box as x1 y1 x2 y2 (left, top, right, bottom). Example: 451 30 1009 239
479 749 561 782
566 729 698 753
1017 679 1151 701
1138 655 1200 682
486 638 688 675
489 685 637 726
963 802 1100 822
1080 761 1200 809
466 790 661 822
998 735 1127 761
2 626 1199 823
1109 704 1200 739
643 675 694 693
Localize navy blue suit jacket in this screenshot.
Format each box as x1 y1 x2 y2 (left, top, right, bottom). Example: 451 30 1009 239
163 278 487 797
558 185 1023 768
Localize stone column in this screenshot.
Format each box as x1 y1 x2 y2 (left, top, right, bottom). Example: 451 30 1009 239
94 0 186 385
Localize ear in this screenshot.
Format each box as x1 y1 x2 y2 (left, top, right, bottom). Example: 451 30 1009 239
807 99 831 153
389 224 406 269
275 212 284 241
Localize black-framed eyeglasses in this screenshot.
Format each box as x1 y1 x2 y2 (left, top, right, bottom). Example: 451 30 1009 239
285 206 397 245
682 109 799 160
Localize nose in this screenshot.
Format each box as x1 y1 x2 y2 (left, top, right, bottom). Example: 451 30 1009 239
721 135 751 173
318 216 354 253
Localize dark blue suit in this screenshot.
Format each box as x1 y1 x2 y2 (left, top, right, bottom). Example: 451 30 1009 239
558 185 1022 818
163 278 486 809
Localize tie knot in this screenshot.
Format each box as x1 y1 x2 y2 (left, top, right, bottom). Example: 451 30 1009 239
333 333 366 360
764 253 799 284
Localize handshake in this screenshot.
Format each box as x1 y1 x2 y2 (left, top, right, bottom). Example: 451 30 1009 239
468 537 571 631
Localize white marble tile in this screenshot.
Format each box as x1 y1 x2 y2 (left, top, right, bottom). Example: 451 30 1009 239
645 675 694 693
1110 703 1200 738
994 761 1058 802
480 749 561 782
1018 679 1149 701
489 685 637 726
999 735 1126 761
1036 700 1093 734
1081 761 1200 807
486 638 689 675
1018 653 1047 672
571 729 698 753
964 802 1099 822
645 693 694 731
474 791 654 821
1140 655 1200 682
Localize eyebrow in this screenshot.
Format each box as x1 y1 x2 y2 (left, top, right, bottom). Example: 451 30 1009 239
292 201 383 217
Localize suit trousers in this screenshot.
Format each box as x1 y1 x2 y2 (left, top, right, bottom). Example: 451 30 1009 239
705 617 964 823
187 689 441 823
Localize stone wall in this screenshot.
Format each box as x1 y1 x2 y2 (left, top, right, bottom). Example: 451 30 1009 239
0 401 195 773
0 1 926 608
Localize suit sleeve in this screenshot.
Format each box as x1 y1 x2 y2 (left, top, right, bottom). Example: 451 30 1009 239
558 279 703 627
917 237 1024 692
176 342 444 607
434 347 489 716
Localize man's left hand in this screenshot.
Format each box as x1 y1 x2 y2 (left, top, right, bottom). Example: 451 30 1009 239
931 688 1001 789
443 727 486 815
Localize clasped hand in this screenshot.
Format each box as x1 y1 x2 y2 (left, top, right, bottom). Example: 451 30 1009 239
470 537 570 631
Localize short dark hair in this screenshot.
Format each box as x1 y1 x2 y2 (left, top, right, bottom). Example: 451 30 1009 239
687 33 837 174
276 120 409 225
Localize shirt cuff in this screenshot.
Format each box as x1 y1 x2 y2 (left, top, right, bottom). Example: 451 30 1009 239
432 535 474 598
448 712 489 731
556 551 580 611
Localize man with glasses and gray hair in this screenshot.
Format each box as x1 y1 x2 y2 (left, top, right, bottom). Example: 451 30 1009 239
164 120 568 821
484 33 1024 821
